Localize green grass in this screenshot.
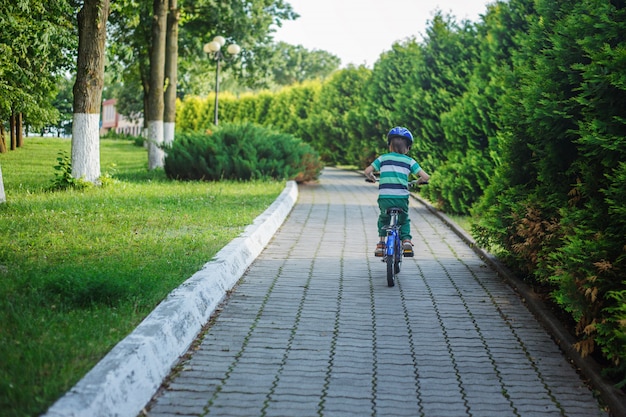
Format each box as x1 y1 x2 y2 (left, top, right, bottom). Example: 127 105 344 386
0 138 284 417
446 213 473 234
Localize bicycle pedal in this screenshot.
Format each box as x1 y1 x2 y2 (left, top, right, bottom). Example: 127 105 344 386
403 250 414 257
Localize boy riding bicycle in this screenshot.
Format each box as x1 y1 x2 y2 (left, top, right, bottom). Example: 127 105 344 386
364 126 430 257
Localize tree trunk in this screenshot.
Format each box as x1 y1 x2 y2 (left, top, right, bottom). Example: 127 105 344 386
72 0 111 182
0 165 5 204
0 120 7 153
9 113 16 150
0 122 7 153
147 0 168 170
163 0 179 147
16 112 23 147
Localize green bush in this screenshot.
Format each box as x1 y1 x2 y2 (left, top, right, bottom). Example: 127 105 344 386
164 123 323 182
425 150 492 215
470 0 626 384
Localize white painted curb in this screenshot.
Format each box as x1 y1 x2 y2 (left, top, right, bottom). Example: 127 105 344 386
43 181 298 417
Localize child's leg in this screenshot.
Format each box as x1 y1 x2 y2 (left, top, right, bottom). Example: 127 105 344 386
397 200 411 241
399 211 414 256
377 198 392 237
375 199 391 256
399 212 412 241
377 214 389 237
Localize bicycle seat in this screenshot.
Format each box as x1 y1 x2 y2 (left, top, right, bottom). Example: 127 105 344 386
386 207 405 215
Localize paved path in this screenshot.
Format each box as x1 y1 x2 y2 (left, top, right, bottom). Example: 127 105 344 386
144 168 607 417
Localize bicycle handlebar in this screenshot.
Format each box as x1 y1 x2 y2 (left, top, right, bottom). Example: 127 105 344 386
365 178 429 185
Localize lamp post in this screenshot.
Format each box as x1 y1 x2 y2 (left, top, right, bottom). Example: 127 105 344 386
203 36 241 126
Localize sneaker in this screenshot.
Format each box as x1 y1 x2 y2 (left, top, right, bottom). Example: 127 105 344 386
374 241 385 257
402 240 414 257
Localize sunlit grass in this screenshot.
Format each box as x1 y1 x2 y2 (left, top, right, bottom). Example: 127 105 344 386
446 213 473 234
0 137 283 416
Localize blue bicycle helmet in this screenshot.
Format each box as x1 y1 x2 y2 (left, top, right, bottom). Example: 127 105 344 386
387 126 414 146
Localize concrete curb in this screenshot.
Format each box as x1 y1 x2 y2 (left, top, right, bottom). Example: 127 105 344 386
411 193 626 417
43 181 298 417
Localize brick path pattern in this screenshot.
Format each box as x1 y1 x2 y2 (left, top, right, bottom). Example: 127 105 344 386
145 168 606 417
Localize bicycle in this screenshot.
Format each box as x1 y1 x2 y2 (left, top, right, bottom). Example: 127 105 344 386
366 178 427 287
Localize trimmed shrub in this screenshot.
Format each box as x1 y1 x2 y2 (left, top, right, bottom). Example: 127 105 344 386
425 150 493 215
164 123 323 183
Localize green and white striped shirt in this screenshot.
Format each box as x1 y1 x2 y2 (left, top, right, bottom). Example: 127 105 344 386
371 152 421 198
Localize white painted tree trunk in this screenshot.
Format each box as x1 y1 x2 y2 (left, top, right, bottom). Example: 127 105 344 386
146 0 168 170
71 113 101 182
163 0 178 149
147 120 165 170
164 122 175 146
0 165 6 204
72 0 109 184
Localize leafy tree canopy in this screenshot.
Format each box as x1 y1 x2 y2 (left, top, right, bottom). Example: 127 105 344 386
0 0 75 126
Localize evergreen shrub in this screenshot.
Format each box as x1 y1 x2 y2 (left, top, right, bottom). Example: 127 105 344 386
425 150 492 215
164 123 323 182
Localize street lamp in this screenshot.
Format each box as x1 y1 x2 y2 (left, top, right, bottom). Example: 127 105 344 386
203 36 241 126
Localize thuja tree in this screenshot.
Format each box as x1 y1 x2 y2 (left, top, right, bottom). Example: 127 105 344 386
360 12 481 211
435 0 533 214
362 40 423 162
306 66 373 165
545 0 626 382
473 0 626 381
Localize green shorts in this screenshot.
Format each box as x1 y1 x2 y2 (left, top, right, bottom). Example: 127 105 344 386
377 197 411 241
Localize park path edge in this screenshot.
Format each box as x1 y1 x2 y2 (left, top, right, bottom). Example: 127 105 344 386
42 181 298 417
411 192 626 417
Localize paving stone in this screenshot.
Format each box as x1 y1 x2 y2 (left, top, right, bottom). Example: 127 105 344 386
142 168 608 417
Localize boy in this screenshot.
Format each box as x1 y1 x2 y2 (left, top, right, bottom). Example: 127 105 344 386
364 126 430 257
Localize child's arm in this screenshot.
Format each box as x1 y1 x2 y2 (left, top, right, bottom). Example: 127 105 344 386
417 169 430 184
364 165 377 182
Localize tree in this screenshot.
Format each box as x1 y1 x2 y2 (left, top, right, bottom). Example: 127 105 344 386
365 39 423 155
307 66 372 165
267 42 340 86
472 0 626 378
106 0 152 130
163 0 179 146
536 0 626 377
397 12 478 168
107 0 297 169
0 125 6 153
146 0 168 170
72 0 111 182
434 0 533 214
0 0 74 150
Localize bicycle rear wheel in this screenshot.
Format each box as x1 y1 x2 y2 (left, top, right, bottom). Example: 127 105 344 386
393 236 402 276
394 254 401 274
386 256 395 287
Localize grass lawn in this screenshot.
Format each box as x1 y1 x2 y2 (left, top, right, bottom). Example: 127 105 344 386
0 137 284 417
